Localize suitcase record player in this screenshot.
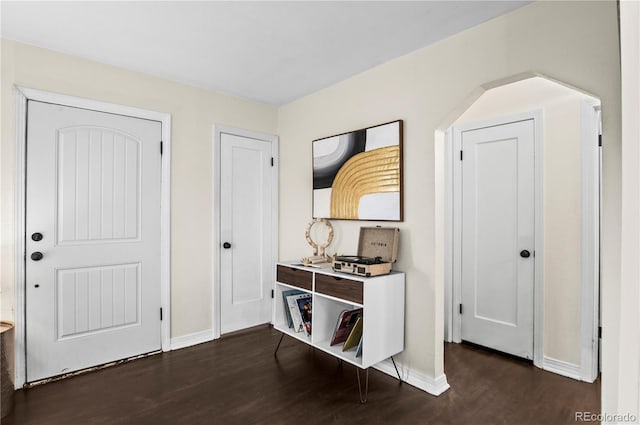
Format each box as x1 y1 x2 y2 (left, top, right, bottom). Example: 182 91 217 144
333 227 399 277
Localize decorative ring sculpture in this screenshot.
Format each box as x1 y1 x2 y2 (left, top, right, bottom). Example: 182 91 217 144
305 218 334 256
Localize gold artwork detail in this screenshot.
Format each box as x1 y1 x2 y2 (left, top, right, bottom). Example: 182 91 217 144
330 145 400 219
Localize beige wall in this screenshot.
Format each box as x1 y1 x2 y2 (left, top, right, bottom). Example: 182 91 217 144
0 39 278 337
277 0 620 394
455 77 597 366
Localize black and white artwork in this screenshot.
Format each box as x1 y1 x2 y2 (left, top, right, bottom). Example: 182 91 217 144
312 120 403 221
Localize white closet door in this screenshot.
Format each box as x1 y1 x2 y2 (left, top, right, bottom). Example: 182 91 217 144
461 119 535 360
220 132 273 334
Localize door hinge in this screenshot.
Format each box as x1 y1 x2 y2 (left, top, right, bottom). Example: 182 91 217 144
160 141 163 155
598 134 602 147
460 151 463 161
271 289 274 299
271 157 274 167
459 304 463 315
160 307 163 321
598 326 602 339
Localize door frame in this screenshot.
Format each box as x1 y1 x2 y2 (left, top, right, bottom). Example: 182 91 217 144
211 125 279 339
579 99 602 382
446 110 545 367
13 86 172 388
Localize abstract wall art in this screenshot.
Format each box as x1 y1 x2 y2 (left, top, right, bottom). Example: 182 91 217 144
312 120 403 221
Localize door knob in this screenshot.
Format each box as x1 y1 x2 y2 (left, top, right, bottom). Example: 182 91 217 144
31 252 44 261
223 242 232 249
520 250 531 258
31 232 43 241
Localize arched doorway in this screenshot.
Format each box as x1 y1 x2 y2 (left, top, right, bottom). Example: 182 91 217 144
436 75 601 382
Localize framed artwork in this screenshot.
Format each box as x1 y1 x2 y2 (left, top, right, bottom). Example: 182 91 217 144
312 120 403 221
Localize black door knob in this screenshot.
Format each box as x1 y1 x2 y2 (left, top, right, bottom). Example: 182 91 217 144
31 252 44 261
31 232 43 242
520 250 531 258
223 242 231 249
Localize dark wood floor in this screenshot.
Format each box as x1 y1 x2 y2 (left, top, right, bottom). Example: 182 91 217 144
4 326 599 425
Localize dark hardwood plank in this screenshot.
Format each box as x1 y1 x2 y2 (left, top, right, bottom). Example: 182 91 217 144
3 326 599 425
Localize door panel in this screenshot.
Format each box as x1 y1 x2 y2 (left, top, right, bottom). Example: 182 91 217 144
56 264 140 339
461 119 535 359
26 101 161 382
220 132 273 334
57 127 141 243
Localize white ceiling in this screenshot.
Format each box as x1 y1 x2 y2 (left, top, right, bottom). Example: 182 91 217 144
1 1 532 106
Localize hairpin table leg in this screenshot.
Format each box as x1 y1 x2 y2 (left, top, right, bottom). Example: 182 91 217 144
273 333 285 357
391 356 402 383
356 367 369 403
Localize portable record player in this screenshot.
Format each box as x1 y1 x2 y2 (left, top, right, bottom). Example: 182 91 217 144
333 227 399 277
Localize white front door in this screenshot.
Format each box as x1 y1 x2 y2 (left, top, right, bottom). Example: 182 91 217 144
460 119 535 360
220 131 274 334
26 101 162 382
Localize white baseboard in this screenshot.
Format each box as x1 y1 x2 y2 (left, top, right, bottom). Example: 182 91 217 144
373 358 450 396
542 356 582 381
170 329 215 351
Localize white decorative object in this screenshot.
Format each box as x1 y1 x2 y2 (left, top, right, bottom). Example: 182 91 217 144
304 218 334 256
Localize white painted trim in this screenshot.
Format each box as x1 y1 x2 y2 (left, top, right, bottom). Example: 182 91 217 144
542 356 582 381
448 110 544 366
13 86 172 388
450 126 463 344
374 359 450 396
212 125 279 339
14 88 27 389
580 100 601 383
170 329 215 351
443 129 454 343
533 110 544 369
160 112 172 355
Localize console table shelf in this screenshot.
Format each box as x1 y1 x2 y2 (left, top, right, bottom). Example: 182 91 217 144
273 262 405 371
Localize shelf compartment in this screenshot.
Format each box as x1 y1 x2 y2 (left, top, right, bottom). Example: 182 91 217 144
276 265 312 290
315 273 363 304
312 294 360 347
313 337 363 368
274 283 312 341
273 323 312 345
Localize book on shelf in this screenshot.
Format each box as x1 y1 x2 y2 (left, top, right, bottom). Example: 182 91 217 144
342 316 363 352
286 293 312 334
330 308 363 346
355 335 363 358
282 289 304 328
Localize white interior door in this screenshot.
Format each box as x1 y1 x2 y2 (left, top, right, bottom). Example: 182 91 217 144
220 132 274 334
460 119 535 360
26 101 162 382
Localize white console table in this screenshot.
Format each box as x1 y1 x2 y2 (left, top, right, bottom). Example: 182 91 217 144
273 261 405 401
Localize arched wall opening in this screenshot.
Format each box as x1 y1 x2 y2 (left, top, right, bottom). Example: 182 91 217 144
435 74 601 383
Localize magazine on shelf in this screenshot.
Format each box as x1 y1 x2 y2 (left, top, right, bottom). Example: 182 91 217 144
330 308 363 346
295 295 313 335
355 336 363 358
282 289 304 328
286 293 311 334
342 316 363 352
